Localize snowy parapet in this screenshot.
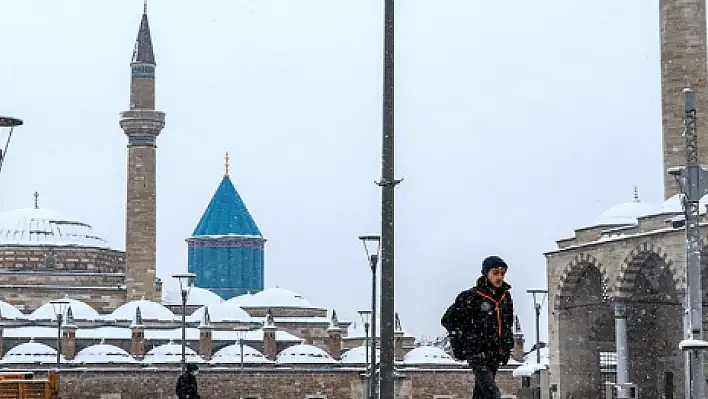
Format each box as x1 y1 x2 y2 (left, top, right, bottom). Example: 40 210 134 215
679 339 708 350
512 363 547 377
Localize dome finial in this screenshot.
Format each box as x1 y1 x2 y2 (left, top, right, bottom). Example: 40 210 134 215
224 151 230 177
34 192 39 209
143 0 148 14
633 186 639 202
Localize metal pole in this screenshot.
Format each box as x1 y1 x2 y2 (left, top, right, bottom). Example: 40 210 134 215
364 323 370 399
679 88 706 399
56 314 62 370
614 302 629 399
378 0 398 398
239 338 244 371
370 257 378 399
181 291 187 373
535 303 541 365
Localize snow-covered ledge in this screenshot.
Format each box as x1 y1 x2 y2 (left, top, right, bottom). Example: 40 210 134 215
679 339 708 350
512 363 546 377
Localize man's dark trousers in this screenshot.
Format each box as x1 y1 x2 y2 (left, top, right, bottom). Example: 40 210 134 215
469 356 502 399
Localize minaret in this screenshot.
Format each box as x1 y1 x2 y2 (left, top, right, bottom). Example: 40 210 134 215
119 2 164 302
660 0 708 199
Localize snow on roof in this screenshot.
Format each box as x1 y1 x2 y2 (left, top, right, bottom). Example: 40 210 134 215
346 318 414 339
188 302 253 323
143 342 204 364
590 200 658 228
276 344 337 364
210 343 272 365
73 343 137 364
402 346 459 365
0 341 67 364
653 193 708 216
340 346 379 364
108 299 175 322
161 282 224 307
0 207 111 249
0 300 26 320
227 287 322 309
30 298 99 321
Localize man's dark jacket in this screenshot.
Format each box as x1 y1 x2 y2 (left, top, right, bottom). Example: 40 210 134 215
441 276 514 364
176 372 200 399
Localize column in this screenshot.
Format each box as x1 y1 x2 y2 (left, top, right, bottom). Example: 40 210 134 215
614 301 630 399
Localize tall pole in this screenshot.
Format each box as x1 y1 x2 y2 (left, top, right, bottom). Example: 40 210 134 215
614 302 630 399
370 256 378 399
679 88 706 399
534 303 541 365
239 337 244 371
181 291 187 373
364 322 370 399
378 0 398 398
56 314 62 370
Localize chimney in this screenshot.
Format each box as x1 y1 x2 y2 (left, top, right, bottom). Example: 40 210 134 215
262 308 278 360
326 310 343 360
130 306 146 357
61 307 77 359
394 312 405 361
512 314 525 362
198 306 213 359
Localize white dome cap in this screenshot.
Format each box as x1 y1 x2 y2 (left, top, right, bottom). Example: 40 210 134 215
590 188 658 227
227 287 321 309
209 344 271 365
161 280 224 307
143 342 203 364
1 341 67 364
0 207 110 248
276 343 336 364
403 346 459 365
30 298 99 321
73 343 137 364
189 302 253 323
108 299 175 322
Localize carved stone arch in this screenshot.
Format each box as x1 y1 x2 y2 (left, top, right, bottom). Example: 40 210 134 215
555 253 610 307
615 242 680 298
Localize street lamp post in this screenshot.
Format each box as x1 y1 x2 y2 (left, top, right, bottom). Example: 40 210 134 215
358 309 372 399
526 289 548 365
359 234 381 399
173 272 196 373
49 300 69 370
0 116 22 176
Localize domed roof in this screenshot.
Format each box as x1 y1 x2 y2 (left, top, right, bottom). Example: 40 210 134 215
0 207 110 248
162 283 223 307
30 298 99 321
143 342 203 364
340 346 380 364
0 300 26 320
657 193 708 215
108 299 175 322
227 287 321 309
210 344 271 365
591 199 657 227
403 346 459 365
1 341 66 364
276 343 336 364
74 343 137 364
188 302 253 323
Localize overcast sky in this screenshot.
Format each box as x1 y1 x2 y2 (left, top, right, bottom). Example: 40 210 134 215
0 0 662 344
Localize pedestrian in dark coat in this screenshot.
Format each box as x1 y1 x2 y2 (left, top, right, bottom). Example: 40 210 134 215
176 363 200 399
441 255 514 399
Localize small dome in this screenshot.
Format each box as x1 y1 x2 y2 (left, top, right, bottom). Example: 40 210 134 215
30 298 99 321
403 346 458 365
276 344 336 364
228 287 320 309
189 302 253 323
210 344 271 365
340 346 380 364
161 282 224 307
0 300 26 320
74 344 136 364
657 193 708 215
143 342 203 364
1 341 66 364
591 200 657 227
109 300 175 322
0 208 110 248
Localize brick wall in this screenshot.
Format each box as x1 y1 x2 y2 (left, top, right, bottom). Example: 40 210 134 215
0 247 125 274
50 367 522 399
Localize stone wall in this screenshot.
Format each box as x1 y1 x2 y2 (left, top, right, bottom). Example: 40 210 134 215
0 246 125 274
50 367 521 399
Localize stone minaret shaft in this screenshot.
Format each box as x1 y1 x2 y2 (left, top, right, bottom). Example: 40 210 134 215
119 6 164 301
661 0 708 199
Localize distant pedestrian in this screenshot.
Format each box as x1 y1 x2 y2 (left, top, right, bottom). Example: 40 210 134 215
176 363 200 399
441 255 515 398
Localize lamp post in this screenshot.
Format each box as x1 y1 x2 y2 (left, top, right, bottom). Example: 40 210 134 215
359 233 381 399
526 289 548 364
0 116 22 176
173 272 196 373
358 309 372 399
236 328 247 372
49 299 69 370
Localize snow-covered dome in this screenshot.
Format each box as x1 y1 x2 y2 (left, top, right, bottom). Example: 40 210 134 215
340 346 380 364
228 287 320 309
30 298 99 321
276 344 337 364
189 302 253 323
209 344 271 365
591 200 657 227
0 300 25 320
657 193 708 215
403 346 459 365
143 342 203 364
1 341 66 364
0 207 110 248
161 281 224 307
108 299 175 322
73 343 137 364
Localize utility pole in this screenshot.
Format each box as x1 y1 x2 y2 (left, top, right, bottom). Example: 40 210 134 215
378 0 400 398
672 88 707 399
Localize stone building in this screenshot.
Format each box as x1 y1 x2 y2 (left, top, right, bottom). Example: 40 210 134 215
545 1 708 398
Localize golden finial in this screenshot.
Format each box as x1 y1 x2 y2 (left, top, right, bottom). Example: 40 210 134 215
225 151 230 177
